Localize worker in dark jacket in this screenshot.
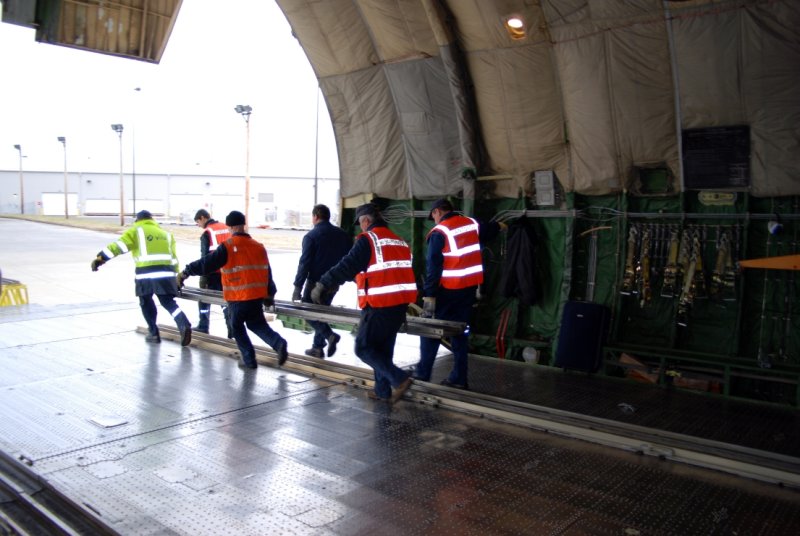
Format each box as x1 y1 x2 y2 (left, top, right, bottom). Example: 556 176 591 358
178 211 288 370
193 209 232 335
414 199 505 389
292 204 352 358
311 203 416 403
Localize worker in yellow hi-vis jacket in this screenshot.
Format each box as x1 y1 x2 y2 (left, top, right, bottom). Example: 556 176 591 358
90 210 192 346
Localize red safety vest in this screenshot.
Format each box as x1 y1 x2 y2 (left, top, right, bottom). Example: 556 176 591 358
220 235 270 302
428 214 483 289
205 221 232 251
355 227 418 308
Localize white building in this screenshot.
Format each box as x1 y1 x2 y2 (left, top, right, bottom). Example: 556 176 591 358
0 170 341 228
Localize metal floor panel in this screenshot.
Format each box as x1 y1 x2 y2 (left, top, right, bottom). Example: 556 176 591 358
1 304 799 532
424 354 800 458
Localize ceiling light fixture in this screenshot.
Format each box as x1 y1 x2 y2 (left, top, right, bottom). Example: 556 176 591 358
505 16 526 40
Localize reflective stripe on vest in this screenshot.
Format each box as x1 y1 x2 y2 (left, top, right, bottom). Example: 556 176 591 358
356 228 417 308
220 236 270 301
133 227 177 264
429 215 483 289
206 221 232 252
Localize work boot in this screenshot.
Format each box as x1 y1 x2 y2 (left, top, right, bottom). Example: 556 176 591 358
238 360 257 370
326 333 341 357
145 333 161 343
305 347 324 358
195 326 209 334
390 376 413 404
180 326 192 347
276 339 288 366
440 378 469 390
367 390 389 402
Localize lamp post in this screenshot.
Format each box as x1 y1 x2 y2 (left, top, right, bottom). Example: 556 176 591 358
132 86 141 214
234 104 252 223
57 136 69 219
13 144 24 214
111 124 125 226
314 90 320 205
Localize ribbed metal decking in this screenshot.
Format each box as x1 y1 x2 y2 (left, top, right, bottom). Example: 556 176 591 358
1 217 798 534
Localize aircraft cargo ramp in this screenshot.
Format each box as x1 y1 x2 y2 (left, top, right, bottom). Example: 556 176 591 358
0 217 798 535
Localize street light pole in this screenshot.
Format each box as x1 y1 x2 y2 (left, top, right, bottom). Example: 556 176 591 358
314 89 320 206
13 144 24 214
132 86 141 214
111 124 125 226
234 104 252 223
57 137 68 219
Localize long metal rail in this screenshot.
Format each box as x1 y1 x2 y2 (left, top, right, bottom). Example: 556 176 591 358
154 325 800 489
178 287 466 338
0 450 120 535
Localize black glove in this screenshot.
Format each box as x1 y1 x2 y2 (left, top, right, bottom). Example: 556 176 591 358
177 271 189 288
91 256 105 272
420 297 436 319
292 285 302 302
199 275 209 289
263 296 275 308
310 282 327 304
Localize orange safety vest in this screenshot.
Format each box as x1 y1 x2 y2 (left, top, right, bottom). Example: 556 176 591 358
355 227 418 308
428 214 483 289
205 221 232 251
220 235 271 302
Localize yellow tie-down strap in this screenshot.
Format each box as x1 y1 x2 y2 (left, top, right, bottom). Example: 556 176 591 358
0 279 29 307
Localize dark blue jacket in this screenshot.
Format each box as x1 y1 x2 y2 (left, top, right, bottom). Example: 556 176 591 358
293 220 352 289
319 222 381 288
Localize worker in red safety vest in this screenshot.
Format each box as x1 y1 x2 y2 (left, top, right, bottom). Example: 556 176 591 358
311 203 416 403
193 209 232 336
178 210 288 370
414 198 505 389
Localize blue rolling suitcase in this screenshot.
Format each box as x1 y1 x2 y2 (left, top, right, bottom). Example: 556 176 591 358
554 301 610 373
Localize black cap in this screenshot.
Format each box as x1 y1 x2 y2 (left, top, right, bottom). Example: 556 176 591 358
428 198 452 220
135 210 153 221
354 203 379 224
225 210 246 227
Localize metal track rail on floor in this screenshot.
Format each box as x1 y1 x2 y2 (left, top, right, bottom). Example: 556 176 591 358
155 326 800 489
0 450 119 535
177 288 466 338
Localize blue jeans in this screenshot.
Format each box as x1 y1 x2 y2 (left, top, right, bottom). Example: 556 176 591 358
302 288 335 348
415 287 475 386
227 299 285 367
356 304 409 399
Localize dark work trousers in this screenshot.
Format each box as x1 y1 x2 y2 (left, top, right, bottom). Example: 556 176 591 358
228 299 286 367
415 286 476 386
302 285 335 349
197 273 228 333
140 294 191 337
355 304 410 399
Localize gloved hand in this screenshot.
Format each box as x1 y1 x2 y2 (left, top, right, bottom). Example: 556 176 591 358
292 285 302 302
91 256 105 272
499 222 509 232
177 271 189 289
310 282 328 304
421 297 436 319
199 275 209 289
263 296 275 309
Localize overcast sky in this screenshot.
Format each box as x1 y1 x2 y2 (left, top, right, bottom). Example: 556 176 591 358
0 0 338 179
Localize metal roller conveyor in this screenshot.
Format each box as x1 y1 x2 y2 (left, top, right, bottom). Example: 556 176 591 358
178 287 466 338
